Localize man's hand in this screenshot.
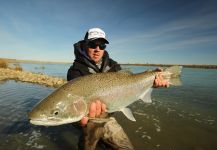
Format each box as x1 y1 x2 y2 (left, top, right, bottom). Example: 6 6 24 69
154 71 169 88
80 100 107 126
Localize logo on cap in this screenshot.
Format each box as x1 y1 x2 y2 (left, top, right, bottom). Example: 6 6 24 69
85 28 109 44
88 30 105 39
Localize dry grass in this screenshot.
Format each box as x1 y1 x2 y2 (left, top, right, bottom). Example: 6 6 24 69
13 63 23 71
0 59 23 71
0 59 8 68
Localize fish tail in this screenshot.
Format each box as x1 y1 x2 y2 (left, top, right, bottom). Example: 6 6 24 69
165 66 182 77
165 66 183 86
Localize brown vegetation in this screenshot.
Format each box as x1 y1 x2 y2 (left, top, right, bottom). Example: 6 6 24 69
12 63 23 71
0 68 66 88
0 58 66 88
0 59 8 68
0 58 23 71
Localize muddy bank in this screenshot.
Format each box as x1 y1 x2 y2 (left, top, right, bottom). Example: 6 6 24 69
0 68 66 88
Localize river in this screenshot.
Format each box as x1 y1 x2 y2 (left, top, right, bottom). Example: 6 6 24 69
0 64 216 150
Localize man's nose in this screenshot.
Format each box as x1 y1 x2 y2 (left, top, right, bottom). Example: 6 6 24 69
94 46 100 51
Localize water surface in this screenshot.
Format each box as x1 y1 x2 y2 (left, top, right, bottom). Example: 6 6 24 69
0 65 216 150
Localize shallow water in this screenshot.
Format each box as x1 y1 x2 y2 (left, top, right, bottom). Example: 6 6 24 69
0 65 217 150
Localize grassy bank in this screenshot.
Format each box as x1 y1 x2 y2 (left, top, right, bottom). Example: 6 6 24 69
0 58 66 88
0 58 70 64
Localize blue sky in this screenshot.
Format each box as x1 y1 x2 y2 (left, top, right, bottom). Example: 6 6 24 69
0 0 217 65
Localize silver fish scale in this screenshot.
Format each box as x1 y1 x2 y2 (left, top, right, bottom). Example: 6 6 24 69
64 71 157 112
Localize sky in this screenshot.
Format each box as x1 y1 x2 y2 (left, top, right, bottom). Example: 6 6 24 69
0 0 217 65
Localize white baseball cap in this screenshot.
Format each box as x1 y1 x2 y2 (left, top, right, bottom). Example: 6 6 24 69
84 28 109 44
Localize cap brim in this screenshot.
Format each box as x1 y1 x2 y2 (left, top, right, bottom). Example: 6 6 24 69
88 38 109 44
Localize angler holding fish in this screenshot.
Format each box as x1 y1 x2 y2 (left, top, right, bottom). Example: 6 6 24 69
28 28 180 150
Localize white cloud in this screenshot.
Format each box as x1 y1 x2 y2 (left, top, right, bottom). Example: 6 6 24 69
111 10 217 53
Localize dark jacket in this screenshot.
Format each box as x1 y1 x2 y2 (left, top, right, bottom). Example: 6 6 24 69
67 41 133 150
67 40 121 81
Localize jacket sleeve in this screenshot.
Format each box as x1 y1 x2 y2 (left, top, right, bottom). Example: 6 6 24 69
109 59 122 72
67 66 82 81
114 62 122 71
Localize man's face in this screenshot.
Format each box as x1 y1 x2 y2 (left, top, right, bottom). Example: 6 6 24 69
86 39 106 64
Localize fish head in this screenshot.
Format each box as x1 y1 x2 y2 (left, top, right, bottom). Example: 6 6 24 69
28 91 87 126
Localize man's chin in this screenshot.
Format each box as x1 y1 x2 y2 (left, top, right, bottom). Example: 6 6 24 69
93 58 100 63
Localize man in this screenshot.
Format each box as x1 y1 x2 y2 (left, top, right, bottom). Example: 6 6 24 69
67 28 168 150
67 28 121 81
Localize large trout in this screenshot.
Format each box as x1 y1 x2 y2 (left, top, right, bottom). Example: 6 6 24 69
28 66 182 126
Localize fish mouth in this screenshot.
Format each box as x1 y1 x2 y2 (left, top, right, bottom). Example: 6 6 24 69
30 119 63 126
29 116 83 126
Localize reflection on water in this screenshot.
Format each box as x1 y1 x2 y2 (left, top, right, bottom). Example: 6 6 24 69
0 65 217 150
0 81 80 150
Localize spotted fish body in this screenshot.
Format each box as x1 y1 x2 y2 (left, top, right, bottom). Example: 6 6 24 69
28 66 182 126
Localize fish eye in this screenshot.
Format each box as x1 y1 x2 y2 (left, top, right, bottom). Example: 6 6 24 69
54 111 59 115
52 109 60 116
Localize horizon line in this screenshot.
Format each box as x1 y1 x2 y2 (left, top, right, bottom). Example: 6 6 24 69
1 57 217 67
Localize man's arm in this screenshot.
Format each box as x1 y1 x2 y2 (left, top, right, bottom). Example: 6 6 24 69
67 67 82 81
109 59 122 72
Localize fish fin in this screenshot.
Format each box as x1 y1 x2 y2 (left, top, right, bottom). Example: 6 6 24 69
169 78 182 86
120 108 136 121
165 66 183 86
165 66 182 78
139 88 153 103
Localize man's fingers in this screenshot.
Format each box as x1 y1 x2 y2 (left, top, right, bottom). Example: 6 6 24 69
157 73 163 80
154 75 160 87
80 117 88 126
89 102 96 118
166 83 169 88
87 100 107 119
164 81 170 88
154 74 168 87
101 103 107 113
157 80 162 87
95 100 102 117
80 100 108 126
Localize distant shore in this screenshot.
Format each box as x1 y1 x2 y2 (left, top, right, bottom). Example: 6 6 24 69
1 58 217 69
121 63 217 69
0 58 71 64
0 57 216 88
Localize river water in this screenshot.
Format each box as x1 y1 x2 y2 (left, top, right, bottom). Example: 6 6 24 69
0 64 216 150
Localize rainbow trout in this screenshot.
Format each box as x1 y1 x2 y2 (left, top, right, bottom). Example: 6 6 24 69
28 66 182 126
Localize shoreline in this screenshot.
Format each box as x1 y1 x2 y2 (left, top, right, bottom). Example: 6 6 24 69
1 58 217 69
121 63 217 69
0 68 66 88
0 58 71 64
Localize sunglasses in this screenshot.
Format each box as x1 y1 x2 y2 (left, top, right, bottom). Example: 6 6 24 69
87 42 106 50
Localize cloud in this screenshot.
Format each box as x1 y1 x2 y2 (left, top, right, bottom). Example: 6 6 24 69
1 0 217 64
111 9 217 53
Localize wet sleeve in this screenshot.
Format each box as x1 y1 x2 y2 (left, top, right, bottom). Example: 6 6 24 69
80 117 134 150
